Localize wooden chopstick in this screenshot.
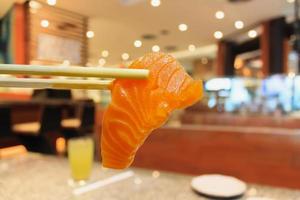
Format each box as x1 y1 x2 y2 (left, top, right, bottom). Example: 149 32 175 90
0 64 149 79
0 77 112 90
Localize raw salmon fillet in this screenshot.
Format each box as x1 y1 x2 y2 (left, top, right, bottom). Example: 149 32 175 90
101 52 203 169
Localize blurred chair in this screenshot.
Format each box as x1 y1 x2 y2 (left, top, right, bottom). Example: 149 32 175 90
61 101 95 139
32 89 75 119
14 105 63 154
32 89 72 100
0 106 21 148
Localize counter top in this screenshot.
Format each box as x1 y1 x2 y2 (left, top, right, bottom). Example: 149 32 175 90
1 153 300 200
165 124 300 136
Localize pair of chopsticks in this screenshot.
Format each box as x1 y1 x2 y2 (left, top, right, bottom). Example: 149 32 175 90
0 64 149 90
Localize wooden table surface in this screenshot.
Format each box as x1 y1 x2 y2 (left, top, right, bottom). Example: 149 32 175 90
1 153 300 200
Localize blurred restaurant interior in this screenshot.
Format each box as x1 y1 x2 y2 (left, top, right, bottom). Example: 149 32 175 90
1 0 300 199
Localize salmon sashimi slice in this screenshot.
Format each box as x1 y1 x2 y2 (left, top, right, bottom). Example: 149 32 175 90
101 52 203 169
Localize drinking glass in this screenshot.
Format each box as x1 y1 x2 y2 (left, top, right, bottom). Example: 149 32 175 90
68 137 94 182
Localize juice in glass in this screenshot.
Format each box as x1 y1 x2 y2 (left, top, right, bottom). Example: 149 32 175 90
68 137 94 181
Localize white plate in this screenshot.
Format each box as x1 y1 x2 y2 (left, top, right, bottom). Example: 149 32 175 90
191 174 247 198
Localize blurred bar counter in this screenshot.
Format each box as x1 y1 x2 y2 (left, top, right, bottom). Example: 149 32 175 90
0 99 88 124
133 125 300 189
1 153 300 200
181 112 300 129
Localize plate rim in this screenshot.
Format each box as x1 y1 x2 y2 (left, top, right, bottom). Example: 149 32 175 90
190 174 247 198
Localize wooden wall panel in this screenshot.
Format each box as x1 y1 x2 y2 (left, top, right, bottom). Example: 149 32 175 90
25 1 88 65
283 38 291 74
14 4 26 64
260 17 286 75
216 41 235 76
260 21 270 76
216 42 225 76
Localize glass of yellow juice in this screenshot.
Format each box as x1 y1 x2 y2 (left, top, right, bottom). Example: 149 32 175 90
68 137 94 182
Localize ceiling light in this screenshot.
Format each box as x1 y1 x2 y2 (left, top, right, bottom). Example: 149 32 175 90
134 40 142 48
178 24 188 32
47 0 56 6
86 31 94 39
40 20 49 28
152 45 160 52
248 30 257 38
215 11 225 19
214 31 223 39
98 58 106 66
188 44 196 52
287 0 295 3
62 60 70 66
29 1 42 9
151 0 161 7
101 50 109 58
121 53 130 61
201 57 208 65
234 20 244 29
288 72 296 78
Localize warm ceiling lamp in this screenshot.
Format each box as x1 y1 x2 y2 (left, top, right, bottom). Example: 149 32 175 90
63 60 70 66
178 24 188 32
214 31 223 39
134 40 142 48
215 11 225 19
29 1 42 9
86 31 94 39
98 58 106 66
201 57 208 65
101 50 109 58
234 20 244 29
47 0 56 6
151 0 161 7
40 19 49 28
152 45 160 52
248 30 257 38
122 53 130 61
188 44 196 52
